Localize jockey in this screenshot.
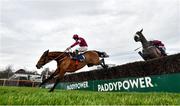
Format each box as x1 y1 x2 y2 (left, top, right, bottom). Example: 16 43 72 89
66 34 88 63
150 40 167 56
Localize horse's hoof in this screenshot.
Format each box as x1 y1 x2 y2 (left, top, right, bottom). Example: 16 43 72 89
105 65 108 68
103 65 108 69
39 83 43 87
49 89 54 92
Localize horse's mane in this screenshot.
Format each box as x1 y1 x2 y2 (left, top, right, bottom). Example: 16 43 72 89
50 51 64 53
48 51 66 56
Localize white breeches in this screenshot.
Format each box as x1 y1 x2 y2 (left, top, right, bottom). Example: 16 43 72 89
76 46 88 53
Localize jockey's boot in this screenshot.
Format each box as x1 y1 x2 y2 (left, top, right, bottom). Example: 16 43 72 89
72 50 78 59
73 50 79 65
159 48 167 56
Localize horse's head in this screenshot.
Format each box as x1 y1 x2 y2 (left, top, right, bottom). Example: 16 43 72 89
36 50 49 69
134 29 143 42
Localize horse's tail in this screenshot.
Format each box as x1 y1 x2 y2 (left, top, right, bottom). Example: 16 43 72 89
95 51 109 58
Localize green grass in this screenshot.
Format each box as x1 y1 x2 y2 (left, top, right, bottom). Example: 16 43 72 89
0 86 180 105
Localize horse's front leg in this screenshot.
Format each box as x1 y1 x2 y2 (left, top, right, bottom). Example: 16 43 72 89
138 51 149 61
39 74 54 87
49 77 60 92
39 70 58 87
49 71 65 92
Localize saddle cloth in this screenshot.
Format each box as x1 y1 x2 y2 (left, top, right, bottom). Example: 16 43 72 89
70 52 85 62
76 54 85 61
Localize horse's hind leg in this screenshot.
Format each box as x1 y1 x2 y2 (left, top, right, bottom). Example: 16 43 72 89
100 59 108 69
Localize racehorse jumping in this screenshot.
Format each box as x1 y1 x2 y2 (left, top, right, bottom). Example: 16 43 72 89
36 50 109 92
134 29 165 60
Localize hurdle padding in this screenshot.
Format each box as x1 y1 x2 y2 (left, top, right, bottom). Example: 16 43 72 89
56 53 180 92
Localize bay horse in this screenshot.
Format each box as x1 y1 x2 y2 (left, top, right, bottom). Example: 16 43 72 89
36 50 109 92
134 29 163 60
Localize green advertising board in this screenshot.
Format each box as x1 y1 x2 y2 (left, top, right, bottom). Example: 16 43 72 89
56 73 180 92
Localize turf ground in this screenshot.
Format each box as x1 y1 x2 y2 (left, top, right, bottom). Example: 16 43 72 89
0 86 180 105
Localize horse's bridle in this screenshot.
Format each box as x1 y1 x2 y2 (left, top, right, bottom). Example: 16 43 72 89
40 52 49 66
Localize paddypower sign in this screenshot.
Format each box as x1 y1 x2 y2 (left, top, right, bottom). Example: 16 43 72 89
56 73 180 92
97 77 153 91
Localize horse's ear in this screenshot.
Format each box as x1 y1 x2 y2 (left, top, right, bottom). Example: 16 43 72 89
140 29 143 33
44 50 49 53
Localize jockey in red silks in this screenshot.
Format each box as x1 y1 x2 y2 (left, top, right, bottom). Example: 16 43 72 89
150 40 167 56
66 34 88 63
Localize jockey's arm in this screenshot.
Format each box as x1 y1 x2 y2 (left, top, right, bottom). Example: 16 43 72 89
70 41 79 48
66 42 79 51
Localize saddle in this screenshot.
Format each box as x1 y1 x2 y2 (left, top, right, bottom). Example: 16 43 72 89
70 52 85 62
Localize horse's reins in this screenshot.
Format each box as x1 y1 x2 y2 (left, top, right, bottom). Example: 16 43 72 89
134 46 142 51
53 50 71 62
53 50 66 60
134 45 156 51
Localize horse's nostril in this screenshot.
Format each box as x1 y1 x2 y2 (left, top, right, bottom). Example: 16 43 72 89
36 65 40 69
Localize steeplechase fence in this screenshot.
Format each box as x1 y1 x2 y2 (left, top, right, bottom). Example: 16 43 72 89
55 53 180 92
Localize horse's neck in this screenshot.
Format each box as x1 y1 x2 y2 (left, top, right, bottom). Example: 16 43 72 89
140 34 150 47
48 52 65 60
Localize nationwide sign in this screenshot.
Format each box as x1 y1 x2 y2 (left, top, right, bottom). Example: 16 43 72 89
56 73 180 92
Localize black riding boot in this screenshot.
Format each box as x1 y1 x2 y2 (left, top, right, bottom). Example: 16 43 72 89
159 48 167 56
